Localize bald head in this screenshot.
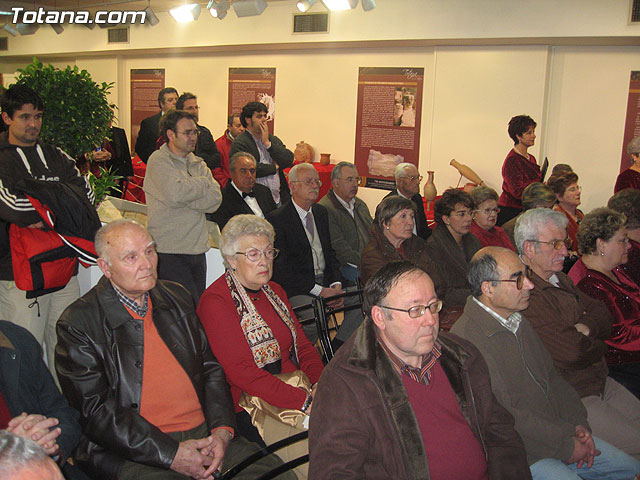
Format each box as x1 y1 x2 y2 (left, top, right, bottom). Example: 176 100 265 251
0 432 63 480
94 220 158 301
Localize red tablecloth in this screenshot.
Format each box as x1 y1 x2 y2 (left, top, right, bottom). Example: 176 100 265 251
123 155 147 204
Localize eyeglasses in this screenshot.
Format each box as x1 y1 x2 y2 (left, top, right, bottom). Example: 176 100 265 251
565 185 582 194
291 179 322 187
474 207 500 216
487 267 531 290
235 248 279 262
528 238 570 250
176 129 200 137
450 209 473 218
378 300 443 318
401 175 423 182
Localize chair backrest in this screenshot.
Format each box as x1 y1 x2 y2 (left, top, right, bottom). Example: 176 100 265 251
315 288 364 362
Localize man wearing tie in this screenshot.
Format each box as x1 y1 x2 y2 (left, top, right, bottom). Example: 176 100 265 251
267 163 343 341
210 152 277 230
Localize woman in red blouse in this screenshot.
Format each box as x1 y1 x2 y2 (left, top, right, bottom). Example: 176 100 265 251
469 186 515 251
614 136 640 193
569 207 640 399
497 114 542 226
197 215 324 446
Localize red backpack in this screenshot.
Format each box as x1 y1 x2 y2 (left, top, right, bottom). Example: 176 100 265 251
10 194 98 298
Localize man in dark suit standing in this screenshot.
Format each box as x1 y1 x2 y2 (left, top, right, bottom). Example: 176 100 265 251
230 102 293 206
134 87 178 163
175 92 221 170
210 152 276 230
267 163 343 341
385 162 431 240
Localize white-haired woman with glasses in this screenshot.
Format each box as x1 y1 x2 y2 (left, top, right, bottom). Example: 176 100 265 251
470 186 516 251
197 215 324 446
569 207 640 399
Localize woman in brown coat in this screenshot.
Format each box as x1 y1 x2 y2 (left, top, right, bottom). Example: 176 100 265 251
360 195 433 285
425 189 482 329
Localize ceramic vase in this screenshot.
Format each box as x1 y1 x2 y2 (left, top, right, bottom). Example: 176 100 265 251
423 170 437 211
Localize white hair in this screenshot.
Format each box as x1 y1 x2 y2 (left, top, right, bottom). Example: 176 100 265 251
394 162 416 181
0 431 55 478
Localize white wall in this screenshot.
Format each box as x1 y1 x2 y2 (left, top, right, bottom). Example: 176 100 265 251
2 0 639 213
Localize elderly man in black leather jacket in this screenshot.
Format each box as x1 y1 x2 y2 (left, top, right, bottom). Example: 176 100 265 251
55 219 287 480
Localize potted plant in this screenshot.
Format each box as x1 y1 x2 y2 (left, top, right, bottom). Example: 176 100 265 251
12 57 115 159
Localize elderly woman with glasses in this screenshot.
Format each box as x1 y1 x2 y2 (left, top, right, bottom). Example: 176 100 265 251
470 186 516 251
615 136 640 193
547 172 583 252
568 207 640 399
197 215 324 446
360 195 434 285
425 189 482 328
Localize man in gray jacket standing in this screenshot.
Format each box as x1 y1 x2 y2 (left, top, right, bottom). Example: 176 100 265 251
144 109 221 304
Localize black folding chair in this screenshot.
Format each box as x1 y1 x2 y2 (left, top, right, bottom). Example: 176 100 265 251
219 431 309 480
315 288 364 362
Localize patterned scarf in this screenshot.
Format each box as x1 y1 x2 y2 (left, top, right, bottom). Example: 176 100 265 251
225 269 299 369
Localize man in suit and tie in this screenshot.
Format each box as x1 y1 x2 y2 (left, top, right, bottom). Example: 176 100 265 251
385 162 431 240
134 87 178 163
267 163 343 341
210 152 277 230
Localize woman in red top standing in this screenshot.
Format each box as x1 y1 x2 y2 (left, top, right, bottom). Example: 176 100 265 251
469 186 516 251
497 114 542 226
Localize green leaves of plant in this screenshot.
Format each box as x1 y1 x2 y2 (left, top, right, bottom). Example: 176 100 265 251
13 57 115 159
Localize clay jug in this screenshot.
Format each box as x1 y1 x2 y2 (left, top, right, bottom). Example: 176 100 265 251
319 153 331 165
423 171 437 211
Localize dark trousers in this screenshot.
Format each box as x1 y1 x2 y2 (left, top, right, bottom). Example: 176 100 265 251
157 252 206 306
119 423 294 480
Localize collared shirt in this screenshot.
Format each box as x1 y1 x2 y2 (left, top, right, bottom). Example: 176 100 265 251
378 335 442 385
334 193 355 218
231 181 264 218
112 284 149 317
548 273 561 287
249 130 281 204
472 296 523 335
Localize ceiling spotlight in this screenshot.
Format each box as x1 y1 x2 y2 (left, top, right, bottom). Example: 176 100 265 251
233 0 267 17
322 0 357 10
207 0 230 19
51 23 64 34
169 3 201 22
361 0 375 11
2 23 18 36
296 0 317 12
144 3 159 26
